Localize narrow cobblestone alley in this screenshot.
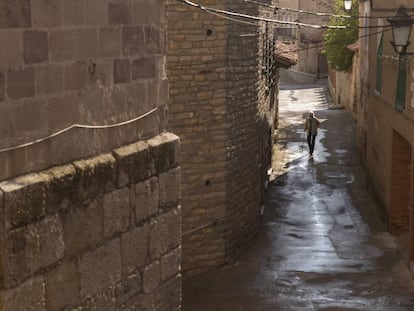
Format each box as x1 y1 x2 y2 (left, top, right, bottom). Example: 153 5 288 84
183 81 414 311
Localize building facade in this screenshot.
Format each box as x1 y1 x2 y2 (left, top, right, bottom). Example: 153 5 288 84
276 0 332 78
357 0 371 160
167 0 278 275
0 0 181 309
328 1 367 158
328 43 360 116
362 0 414 272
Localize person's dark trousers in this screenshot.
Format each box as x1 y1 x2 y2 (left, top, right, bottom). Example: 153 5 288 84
307 134 316 154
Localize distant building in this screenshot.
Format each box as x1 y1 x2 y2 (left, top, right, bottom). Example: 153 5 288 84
276 0 332 78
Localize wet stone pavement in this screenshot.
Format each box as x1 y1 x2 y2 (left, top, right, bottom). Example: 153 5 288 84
183 81 414 311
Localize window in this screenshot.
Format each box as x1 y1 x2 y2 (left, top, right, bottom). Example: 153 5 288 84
411 70 414 109
396 55 407 111
277 12 296 38
375 33 383 93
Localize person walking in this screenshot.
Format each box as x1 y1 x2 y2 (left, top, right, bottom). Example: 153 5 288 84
304 111 321 156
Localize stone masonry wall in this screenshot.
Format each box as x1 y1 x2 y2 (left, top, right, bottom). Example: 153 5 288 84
168 0 276 274
224 2 277 262
0 133 182 310
167 0 229 275
0 0 168 181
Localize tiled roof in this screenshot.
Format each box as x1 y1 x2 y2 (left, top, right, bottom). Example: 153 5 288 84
275 41 298 68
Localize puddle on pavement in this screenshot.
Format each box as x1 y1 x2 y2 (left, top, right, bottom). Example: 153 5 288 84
335 149 348 154
325 179 347 186
323 171 355 186
324 172 347 178
311 129 330 163
286 141 306 155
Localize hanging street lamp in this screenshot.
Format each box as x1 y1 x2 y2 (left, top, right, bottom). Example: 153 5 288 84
386 6 414 111
344 0 352 11
387 5 414 54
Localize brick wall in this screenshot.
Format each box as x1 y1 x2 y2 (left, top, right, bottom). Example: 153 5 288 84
167 0 276 274
410 153 414 262
0 133 182 310
389 130 412 234
0 0 168 181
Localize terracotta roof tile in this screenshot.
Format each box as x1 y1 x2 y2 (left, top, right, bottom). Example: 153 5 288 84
275 41 298 68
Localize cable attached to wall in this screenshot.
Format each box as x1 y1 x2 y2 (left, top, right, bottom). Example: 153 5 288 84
0 107 158 154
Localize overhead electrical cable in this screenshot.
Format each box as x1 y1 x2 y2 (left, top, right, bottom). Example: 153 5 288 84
177 0 347 29
4 3 394 155
279 28 391 55
204 8 259 26
168 28 392 70
244 0 414 20
177 0 392 29
244 0 352 19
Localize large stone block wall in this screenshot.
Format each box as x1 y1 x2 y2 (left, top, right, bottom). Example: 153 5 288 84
0 0 168 181
0 133 182 310
167 0 276 274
